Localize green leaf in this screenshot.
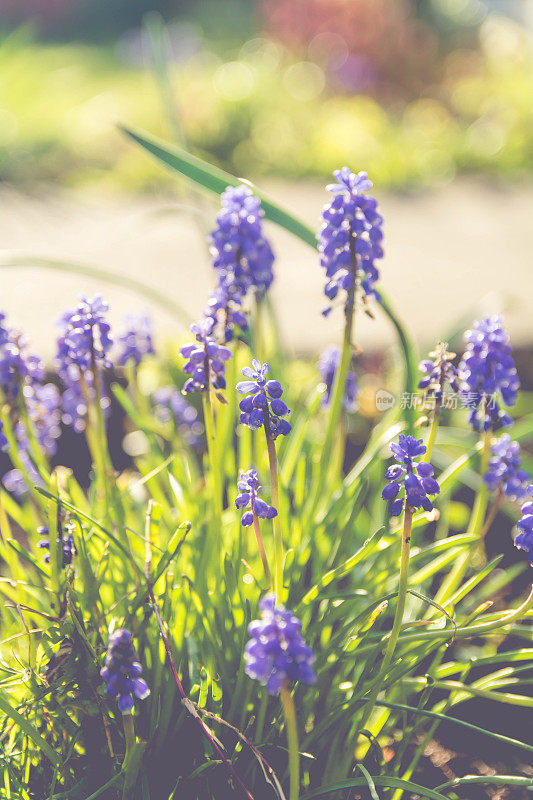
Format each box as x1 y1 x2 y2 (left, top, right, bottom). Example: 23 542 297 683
0 254 191 324
436 774 533 792
301 776 448 800
0 691 61 766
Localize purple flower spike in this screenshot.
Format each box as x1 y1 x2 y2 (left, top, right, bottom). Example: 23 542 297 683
37 525 76 568
245 594 316 695
0 420 8 452
318 167 383 316
514 486 533 566
318 346 358 412
458 316 519 432
57 295 112 373
382 434 439 516
0 314 44 402
179 319 232 394
484 434 531 502
235 469 277 526
101 629 150 714
210 184 274 300
418 342 458 403
237 359 291 438
56 296 112 432
204 284 249 344
152 386 203 448
116 313 155 367
206 185 275 342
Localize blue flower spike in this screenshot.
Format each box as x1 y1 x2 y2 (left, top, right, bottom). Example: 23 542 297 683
515 486 533 566
101 629 150 714
382 434 440 516
318 167 383 316
179 319 232 395
237 359 291 438
318 346 358 412
235 469 277 527
458 316 519 432
245 594 316 695
484 434 531 502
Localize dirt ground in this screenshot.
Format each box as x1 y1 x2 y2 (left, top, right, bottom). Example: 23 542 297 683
1 178 532 359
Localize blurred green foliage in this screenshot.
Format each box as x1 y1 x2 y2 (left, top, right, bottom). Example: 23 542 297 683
0 13 532 191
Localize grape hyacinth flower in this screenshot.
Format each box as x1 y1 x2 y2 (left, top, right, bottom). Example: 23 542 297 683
204 283 248 343
318 167 383 316
418 342 459 405
210 184 275 299
515 488 533 566
19 383 62 456
244 594 316 695
382 434 440 516
179 320 232 395
152 386 203 447
100 629 150 713
484 434 531 502
318 346 358 411
116 313 155 367
235 469 277 526
37 526 76 567
0 420 8 452
237 360 291 438
458 316 519 432
56 296 112 431
0 321 44 402
2 457 43 498
57 295 112 373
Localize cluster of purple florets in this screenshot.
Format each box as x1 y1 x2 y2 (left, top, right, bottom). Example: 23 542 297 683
0 420 7 452
152 386 203 448
0 313 44 402
484 435 531 502
244 594 316 695
382 434 440 516
37 525 76 567
116 314 155 367
235 469 277 527
57 295 112 373
56 296 112 432
206 184 274 341
318 168 383 316
237 360 291 438
515 489 533 566
458 316 519 432
418 342 459 404
318 346 358 412
179 320 232 394
100 629 150 714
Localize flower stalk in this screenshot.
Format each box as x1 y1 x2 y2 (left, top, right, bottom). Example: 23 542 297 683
358 506 414 737
281 685 300 800
253 514 272 589
263 409 283 598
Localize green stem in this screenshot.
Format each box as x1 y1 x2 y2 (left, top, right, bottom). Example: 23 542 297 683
307 240 356 523
467 431 490 538
358 507 414 735
423 405 441 463
202 390 222 523
123 712 136 755
253 514 272 589
281 685 300 800
263 410 283 599
121 712 145 800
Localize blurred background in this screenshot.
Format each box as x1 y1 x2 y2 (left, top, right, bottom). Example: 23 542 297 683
1 0 532 356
